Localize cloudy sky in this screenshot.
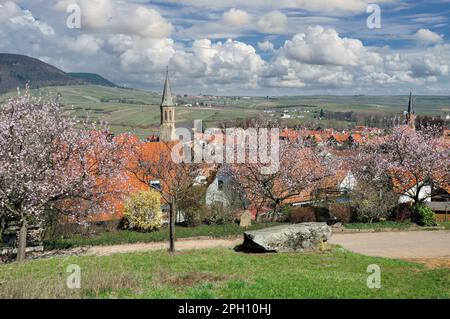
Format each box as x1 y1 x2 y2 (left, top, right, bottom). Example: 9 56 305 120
1 0 450 95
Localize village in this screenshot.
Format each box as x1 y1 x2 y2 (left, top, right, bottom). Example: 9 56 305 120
1 68 449 263
1 0 450 303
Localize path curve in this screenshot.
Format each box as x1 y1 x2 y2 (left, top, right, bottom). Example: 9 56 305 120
44 231 450 261
329 230 450 259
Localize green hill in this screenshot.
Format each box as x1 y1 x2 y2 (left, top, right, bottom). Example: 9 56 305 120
0 53 83 93
68 73 118 87
0 53 119 93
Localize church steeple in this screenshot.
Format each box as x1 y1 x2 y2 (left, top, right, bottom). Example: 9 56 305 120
406 90 416 129
407 91 413 114
159 66 177 141
161 66 173 107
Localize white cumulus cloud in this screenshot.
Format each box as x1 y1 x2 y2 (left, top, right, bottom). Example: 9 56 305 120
257 40 275 52
414 29 443 44
222 8 252 26
257 11 287 34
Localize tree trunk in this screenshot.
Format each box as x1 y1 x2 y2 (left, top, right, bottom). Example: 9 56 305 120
271 203 281 222
16 220 27 262
0 217 5 243
169 196 175 253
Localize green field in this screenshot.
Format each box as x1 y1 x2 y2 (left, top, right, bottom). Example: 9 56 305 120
1 247 448 298
1 85 449 138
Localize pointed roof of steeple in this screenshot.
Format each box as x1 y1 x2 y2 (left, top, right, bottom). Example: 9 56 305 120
407 90 414 114
161 66 174 107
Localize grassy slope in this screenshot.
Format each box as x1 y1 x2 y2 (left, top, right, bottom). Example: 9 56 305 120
1 85 449 138
44 223 283 250
1 247 448 298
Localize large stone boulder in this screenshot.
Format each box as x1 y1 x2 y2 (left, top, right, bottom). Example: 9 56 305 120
242 222 332 252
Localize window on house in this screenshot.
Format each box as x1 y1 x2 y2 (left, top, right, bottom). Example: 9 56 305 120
150 180 162 192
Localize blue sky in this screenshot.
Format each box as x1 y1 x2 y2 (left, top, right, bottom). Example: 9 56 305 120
1 0 449 95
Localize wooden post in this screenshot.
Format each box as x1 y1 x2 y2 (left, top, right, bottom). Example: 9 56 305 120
169 196 175 253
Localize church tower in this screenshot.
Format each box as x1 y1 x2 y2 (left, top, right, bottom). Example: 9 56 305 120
160 67 177 141
405 91 416 129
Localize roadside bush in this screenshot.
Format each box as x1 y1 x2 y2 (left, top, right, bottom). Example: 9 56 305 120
178 185 208 227
391 203 413 222
350 182 398 223
287 206 316 223
328 203 353 224
204 203 235 225
412 204 437 226
123 190 163 231
312 206 330 222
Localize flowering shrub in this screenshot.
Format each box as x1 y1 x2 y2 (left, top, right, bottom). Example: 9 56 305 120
124 190 163 231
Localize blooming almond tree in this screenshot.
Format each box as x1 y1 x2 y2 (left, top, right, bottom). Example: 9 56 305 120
354 125 450 204
124 140 200 252
0 89 127 261
230 135 336 220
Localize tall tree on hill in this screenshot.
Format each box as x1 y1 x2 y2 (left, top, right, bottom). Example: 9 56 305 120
0 89 127 262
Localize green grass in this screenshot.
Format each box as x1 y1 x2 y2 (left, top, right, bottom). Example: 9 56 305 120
0 247 448 298
44 222 283 250
439 221 450 230
344 221 413 230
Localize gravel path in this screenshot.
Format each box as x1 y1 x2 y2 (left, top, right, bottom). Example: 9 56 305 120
39 230 450 262
329 230 450 259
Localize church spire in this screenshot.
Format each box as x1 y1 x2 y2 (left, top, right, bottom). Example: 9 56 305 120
407 90 414 114
161 66 173 107
406 90 416 129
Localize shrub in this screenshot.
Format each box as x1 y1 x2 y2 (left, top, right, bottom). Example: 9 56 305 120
391 203 413 222
123 190 163 231
350 182 398 223
204 202 235 225
412 204 437 226
328 203 353 224
178 185 208 227
312 206 330 222
287 206 316 223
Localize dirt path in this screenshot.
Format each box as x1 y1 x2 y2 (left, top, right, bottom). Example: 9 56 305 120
86 237 243 256
46 231 450 263
329 230 450 259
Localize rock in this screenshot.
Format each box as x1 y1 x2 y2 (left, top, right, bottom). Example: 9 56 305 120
239 210 252 228
242 222 332 253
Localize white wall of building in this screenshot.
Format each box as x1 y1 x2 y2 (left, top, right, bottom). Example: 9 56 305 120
398 184 432 203
206 177 228 206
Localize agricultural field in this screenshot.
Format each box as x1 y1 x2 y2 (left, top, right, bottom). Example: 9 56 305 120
1 85 449 138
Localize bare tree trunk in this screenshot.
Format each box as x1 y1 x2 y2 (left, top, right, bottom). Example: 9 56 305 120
16 220 27 262
169 196 175 253
0 216 5 243
271 203 281 222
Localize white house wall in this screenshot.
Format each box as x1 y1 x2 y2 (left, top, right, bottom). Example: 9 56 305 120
398 185 432 203
206 177 228 206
